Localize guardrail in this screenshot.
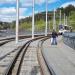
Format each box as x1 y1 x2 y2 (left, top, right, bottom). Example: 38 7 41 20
63 32 75 50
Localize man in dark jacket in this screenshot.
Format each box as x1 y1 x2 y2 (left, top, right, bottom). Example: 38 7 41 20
51 29 58 45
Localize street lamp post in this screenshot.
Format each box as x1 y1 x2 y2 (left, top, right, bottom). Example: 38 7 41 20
32 0 34 39
45 0 48 36
16 0 19 44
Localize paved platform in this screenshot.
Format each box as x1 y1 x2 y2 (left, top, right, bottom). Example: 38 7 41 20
42 36 75 75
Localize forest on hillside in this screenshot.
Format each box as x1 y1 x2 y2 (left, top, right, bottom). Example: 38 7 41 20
0 5 75 31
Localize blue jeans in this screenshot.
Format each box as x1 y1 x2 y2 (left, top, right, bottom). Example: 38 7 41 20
51 38 57 45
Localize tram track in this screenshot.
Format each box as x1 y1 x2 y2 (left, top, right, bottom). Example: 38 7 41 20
0 34 53 75
0 35 44 46
37 37 50 75
2 36 46 75
0 36 31 61
37 37 56 75
0 35 43 61
0 35 31 46
0 34 72 75
0 35 44 61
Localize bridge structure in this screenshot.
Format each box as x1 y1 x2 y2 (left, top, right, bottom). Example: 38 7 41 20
0 0 75 75
0 32 75 75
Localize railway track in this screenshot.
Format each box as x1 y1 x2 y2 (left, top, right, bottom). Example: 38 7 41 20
37 37 56 75
0 35 53 75
0 35 45 46
37 37 51 75
1 34 73 75
0 35 46 58
0 36 32 61
0 35 31 46
0 36 47 75
0 35 44 60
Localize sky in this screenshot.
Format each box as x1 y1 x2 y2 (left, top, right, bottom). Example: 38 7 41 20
0 0 75 22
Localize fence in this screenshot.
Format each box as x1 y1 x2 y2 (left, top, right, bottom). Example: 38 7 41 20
63 32 75 50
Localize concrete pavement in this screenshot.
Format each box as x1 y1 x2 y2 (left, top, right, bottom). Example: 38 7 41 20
42 36 75 75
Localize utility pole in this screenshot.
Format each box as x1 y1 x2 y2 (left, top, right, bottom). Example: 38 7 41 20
49 20 50 32
16 0 19 44
53 9 56 31
66 16 67 25
32 0 34 39
59 10 62 25
45 0 48 36
64 13 66 25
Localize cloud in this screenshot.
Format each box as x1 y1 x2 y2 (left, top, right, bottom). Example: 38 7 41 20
0 15 26 22
0 7 16 16
0 0 15 2
20 0 44 7
60 1 75 8
36 0 59 4
0 7 27 15
0 0 15 5
19 8 27 15
0 15 16 22
0 0 59 22
0 7 27 22
0 0 59 7
48 0 59 3
21 0 58 7
35 0 45 5
20 0 32 7
35 10 39 14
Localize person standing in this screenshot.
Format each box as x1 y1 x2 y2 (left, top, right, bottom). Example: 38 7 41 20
51 29 58 45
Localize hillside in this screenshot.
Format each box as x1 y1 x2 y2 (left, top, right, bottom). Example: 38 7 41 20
0 5 75 31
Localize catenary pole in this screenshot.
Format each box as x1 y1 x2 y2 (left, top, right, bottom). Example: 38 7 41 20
16 0 19 44
66 16 67 25
64 13 66 25
59 10 61 25
45 0 48 36
53 9 56 30
32 0 34 39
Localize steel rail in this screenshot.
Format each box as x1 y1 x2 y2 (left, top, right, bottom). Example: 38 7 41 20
0 35 47 61
37 37 56 75
0 34 45 46
3 36 45 75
